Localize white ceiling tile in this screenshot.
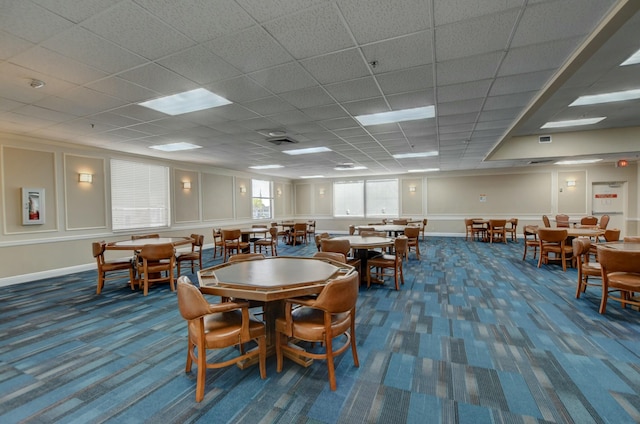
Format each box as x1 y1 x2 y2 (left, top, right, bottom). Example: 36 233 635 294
435 9 519 62
0 30 35 61
10 46 107 85
242 96 298 116
377 66 433 95
264 4 354 59
361 31 433 74
301 104 348 120
31 0 116 23
300 49 370 84
0 1 74 43
248 62 317 94
510 0 616 48
237 0 329 23
118 63 198 95
81 1 195 60
158 46 240 85
205 26 293 73
436 52 503 85
207 76 272 103
434 0 523 26
87 77 159 103
498 37 582 77
341 97 388 116
438 80 492 103
324 76 381 103
489 70 554 96
43 27 146 75
279 87 336 109
134 0 255 42
337 0 430 44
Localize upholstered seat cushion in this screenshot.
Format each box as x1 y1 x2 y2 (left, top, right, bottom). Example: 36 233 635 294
189 311 265 349
276 307 351 341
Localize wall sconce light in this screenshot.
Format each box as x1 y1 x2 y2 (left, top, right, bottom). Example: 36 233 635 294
566 180 576 187
182 181 191 190
78 173 93 183
409 185 416 192
276 188 282 197
616 159 629 168
319 188 325 196
240 186 247 193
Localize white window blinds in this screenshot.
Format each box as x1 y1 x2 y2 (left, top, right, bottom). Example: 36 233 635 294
110 159 170 231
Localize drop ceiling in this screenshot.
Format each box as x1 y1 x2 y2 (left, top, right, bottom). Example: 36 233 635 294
1 0 639 179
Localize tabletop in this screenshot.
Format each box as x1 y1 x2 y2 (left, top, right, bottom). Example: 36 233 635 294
598 242 640 251
331 235 394 249
106 236 193 250
198 256 354 302
565 228 605 238
240 227 269 234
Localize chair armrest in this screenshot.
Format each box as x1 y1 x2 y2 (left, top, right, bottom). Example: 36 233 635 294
207 300 250 314
284 297 316 307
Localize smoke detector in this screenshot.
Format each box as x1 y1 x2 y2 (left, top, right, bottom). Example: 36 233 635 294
30 79 45 89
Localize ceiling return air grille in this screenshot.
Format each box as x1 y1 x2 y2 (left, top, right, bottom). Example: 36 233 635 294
267 136 298 145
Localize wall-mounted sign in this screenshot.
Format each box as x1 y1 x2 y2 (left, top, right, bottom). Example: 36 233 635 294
479 194 487 202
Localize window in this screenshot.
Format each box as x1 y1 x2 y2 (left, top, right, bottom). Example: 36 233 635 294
366 179 399 217
110 159 170 231
334 181 364 217
252 179 272 219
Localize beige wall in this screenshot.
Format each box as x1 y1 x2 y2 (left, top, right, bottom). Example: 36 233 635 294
0 133 292 284
1 131 638 284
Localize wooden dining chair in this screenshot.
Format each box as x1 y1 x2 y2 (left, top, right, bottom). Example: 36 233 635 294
177 277 266 402
572 237 601 299
254 227 278 256
275 272 359 391
420 218 428 241
579 216 598 227
136 242 176 296
221 229 249 262
487 219 507 244
292 222 307 245
212 228 224 259
542 215 551 228
176 234 204 275
366 236 408 290
597 246 640 314
598 214 610 229
555 214 570 228
505 218 518 242
537 228 572 271
321 239 360 275
404 226 421 259
313 251 347 263
92 241 134 294
522 225 539 261
314 232 330 251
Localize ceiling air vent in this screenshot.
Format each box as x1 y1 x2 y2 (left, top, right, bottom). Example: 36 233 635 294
538 135 552 143
528 159 553 165
334 163 354 169
267 136 298 145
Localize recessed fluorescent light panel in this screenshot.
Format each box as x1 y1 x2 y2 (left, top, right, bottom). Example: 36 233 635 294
355 106 435 126
540 117 606 129
554 159 602 165
408 168 440 173
282 147 331 155
139 88 231 115
393 151 438 159
300 175 325 179
621 48 640 66
248 164 283 170
334 166 367 171
569 88 640 106
149 142 202 152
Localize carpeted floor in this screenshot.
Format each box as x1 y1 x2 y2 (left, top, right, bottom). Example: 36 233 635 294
1 236 640 423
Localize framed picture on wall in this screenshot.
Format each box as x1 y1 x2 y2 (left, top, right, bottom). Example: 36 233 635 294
22 187 45 225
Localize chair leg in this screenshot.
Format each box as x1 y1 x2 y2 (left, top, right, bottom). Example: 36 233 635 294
258 335 267 379
186 340 194 372
195 343 207 402
350 320 359 367
97 272 104 294
276 331 284 372
325 332 337 391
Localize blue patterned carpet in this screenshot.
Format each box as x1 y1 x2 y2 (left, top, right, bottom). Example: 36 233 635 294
2 236 640 423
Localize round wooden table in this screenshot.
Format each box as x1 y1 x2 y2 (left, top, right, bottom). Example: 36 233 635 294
198 256 355 367
106 236 193 250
